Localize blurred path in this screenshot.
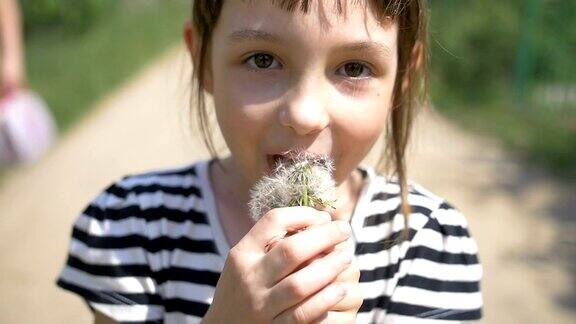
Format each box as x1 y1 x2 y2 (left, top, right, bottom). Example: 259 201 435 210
406 113 576 323
0 47 203 323
0 46 574 323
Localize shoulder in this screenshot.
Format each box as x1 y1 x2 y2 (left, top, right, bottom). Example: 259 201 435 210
56 160 216 322
110 161 203 202
363 171 480 262
357 166 474 239
70 160 215 251
85 161 208 223
394 182 483 320
354 166 483 321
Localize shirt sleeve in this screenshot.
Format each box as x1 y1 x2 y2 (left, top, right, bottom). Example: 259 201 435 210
56 180 164 323
384 201 483 323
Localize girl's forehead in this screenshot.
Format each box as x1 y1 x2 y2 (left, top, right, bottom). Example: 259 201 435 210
216 0 397 48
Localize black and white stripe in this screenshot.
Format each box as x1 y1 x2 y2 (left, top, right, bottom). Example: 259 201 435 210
57 159 482 323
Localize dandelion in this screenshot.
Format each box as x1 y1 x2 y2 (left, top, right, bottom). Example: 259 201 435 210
248 151 337 221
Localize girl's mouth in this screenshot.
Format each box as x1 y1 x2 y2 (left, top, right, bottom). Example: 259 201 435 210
265 151 331 174
266 154 290 173
252 151 337 221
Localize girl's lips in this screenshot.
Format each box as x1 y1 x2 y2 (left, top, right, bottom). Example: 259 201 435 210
265 151 330 173
266 154 289 172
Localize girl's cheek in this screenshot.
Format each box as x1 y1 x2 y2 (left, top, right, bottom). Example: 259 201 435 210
341 114 383 142
230 68 286 94
333 94 390 140
218 81 278 131
334 79 376 98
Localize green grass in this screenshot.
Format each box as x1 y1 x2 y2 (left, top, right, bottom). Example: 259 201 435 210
25 0 189 133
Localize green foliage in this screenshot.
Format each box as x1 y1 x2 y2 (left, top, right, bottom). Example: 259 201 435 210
25 0 189 133
429 0 519 105
20 0 116 35
531 0 576 84
429 0 576 107
429 0 576 178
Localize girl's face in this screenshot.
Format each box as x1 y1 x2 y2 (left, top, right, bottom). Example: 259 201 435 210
206 0 398 190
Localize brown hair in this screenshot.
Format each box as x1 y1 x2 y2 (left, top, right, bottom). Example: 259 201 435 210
190 0 429 244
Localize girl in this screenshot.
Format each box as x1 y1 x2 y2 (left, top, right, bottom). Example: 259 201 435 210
56 0 483 323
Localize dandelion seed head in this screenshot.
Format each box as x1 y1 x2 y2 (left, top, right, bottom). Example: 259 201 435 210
248 151 337 221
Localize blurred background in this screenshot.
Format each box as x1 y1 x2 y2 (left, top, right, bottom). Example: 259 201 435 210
0 0 574 323
429 0 576 179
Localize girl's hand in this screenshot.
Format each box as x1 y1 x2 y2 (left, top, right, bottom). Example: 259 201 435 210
288 238 361 323
316 239 362 323
202 206 353 324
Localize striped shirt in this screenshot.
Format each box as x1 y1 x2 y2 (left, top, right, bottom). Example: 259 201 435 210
56 159 483 323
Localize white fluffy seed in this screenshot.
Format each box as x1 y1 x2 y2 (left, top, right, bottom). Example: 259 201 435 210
248 151 337 221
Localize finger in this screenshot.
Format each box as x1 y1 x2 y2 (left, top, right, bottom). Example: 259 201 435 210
294 250 329 271
279 232 354 270
262 220 352 284
311 310 358 324
241 206 332 252
267 248 352 313
315 256 361 313
333 261 360 284
328 282 363 312
307 237 353 267
296 241 355 274
288 261 362 313
272 283 347 324
333 236 354 254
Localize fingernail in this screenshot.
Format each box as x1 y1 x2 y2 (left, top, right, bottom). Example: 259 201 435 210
327 284 346 299
338 249 352 265
336 220 351 235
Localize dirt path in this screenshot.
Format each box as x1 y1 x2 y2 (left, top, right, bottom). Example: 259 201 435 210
406 113 576 323
0 46 574 323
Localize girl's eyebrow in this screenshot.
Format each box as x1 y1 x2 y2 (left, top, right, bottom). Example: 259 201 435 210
227 29 281 44
338 41 393 58
226 28 393 58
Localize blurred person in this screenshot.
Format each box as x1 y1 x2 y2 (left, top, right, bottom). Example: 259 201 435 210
0 0 26 97
0 0 57 165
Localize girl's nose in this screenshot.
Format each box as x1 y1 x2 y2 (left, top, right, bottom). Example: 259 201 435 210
279 81 330 136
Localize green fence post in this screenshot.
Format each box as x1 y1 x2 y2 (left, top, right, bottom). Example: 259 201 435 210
513 0 541 109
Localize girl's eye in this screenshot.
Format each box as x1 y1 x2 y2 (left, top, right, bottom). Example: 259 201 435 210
244 53 281 70
243 53 374 80
337 62 373 79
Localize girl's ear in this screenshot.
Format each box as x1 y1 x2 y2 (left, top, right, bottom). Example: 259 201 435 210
400 40 424 94
412 40 424 72
183 21 214 95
